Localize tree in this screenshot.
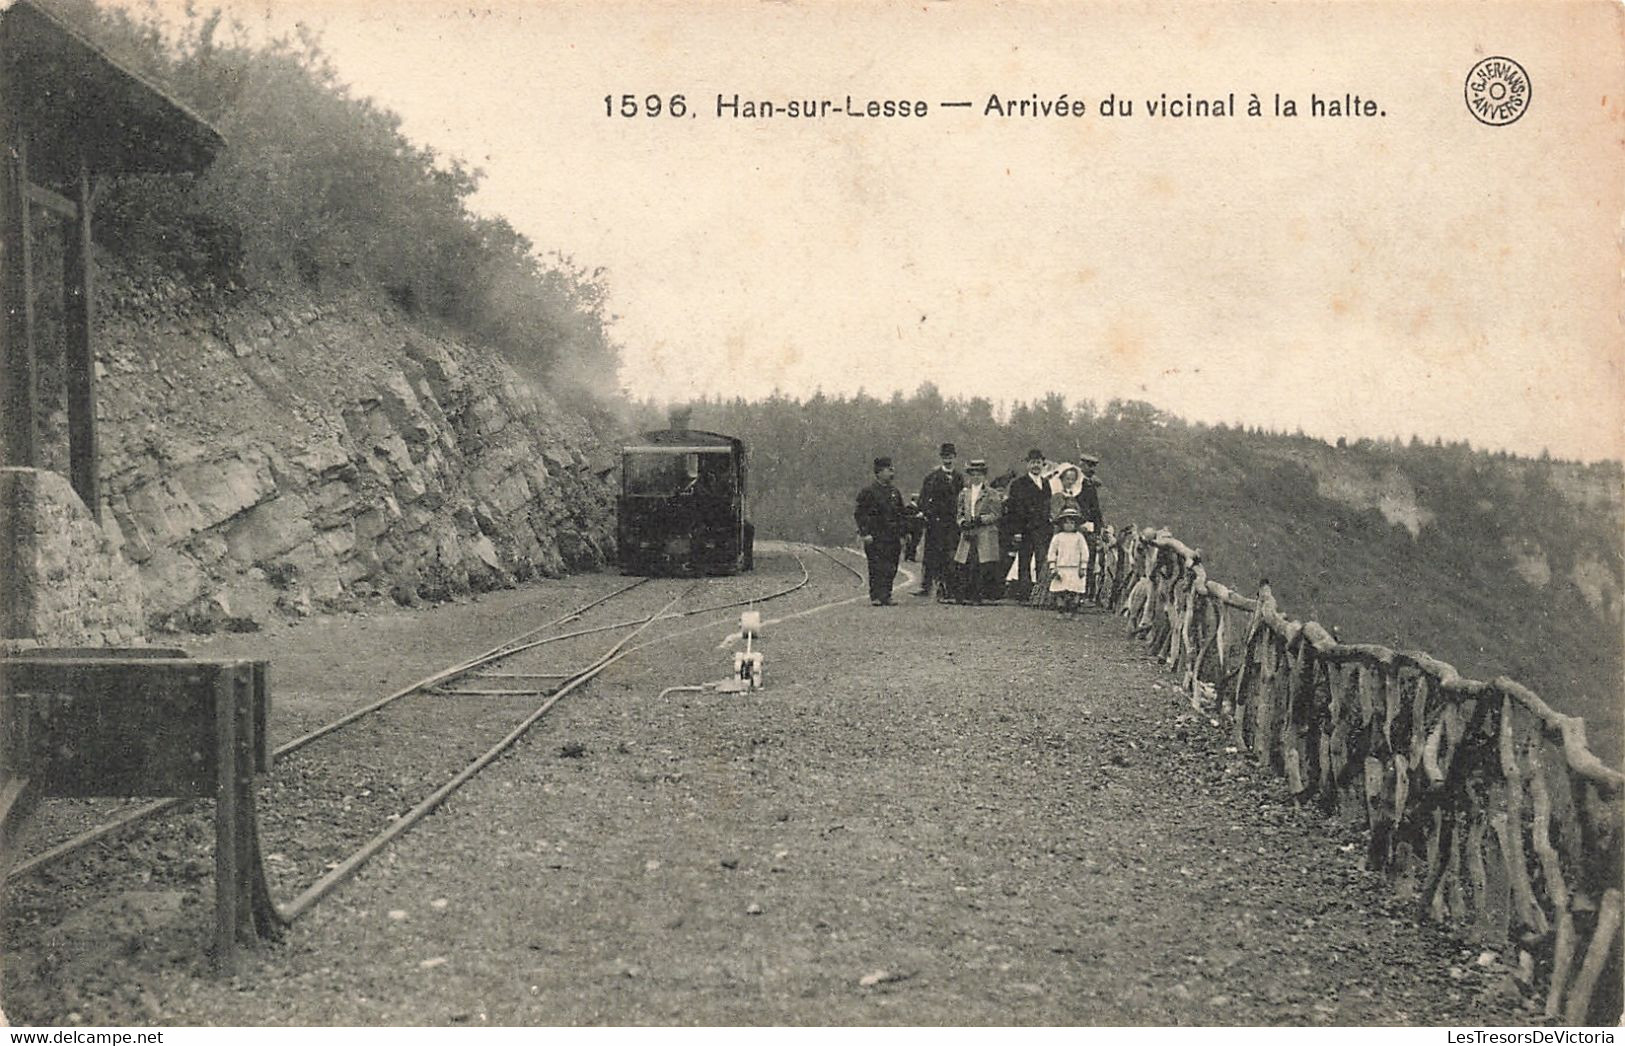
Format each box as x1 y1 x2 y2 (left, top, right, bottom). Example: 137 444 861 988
61 0 622 397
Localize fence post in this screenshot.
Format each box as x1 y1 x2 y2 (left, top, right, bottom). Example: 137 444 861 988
1119 523 1623 1023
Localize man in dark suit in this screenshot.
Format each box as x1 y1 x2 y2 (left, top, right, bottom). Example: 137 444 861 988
1004 448 1052 601
1075 453 1104 531
1076 453 1106 601
914 441 963 598
854 456 908 606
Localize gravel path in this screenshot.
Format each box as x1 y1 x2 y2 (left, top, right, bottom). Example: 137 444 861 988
3 546 1536 1025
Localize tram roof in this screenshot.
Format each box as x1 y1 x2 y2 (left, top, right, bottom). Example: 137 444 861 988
631 429 741 450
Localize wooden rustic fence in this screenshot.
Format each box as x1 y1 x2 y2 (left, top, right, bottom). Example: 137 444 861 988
1101 525 1623 1025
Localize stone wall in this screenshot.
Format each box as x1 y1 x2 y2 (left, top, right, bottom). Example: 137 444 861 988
70 275 619 633
0 468 144 646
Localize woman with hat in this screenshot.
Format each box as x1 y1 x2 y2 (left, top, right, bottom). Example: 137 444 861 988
1048 463 1086 520
1029 462 1086 607
953 459 1003 605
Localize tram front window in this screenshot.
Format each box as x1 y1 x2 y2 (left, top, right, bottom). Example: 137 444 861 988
623 452 686 496
623 451 735 497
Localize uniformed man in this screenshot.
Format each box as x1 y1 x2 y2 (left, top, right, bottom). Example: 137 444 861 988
854 456 908 606
1076 453 1106 601
914 441 964 598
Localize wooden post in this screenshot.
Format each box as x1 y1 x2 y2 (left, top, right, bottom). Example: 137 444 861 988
222 662 281 949
213 667 240 978
0 122 37 469
1565 888 1622 1025
1529 751 1578 1017
0 772 36 1026
242 663 284 941
1498 703 1549 935
1472 782 1512 942
231 665 257 943
62 159 96 516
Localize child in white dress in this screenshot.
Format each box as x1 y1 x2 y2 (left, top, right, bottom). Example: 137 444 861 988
1046 510 1090 615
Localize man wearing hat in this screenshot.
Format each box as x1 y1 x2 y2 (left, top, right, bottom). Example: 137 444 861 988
1076 453 1106 600
953 459 1004 604
915 442 964 599
1004 448 1054 601
854 456 909 605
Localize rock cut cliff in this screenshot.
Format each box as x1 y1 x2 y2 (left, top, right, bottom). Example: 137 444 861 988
55 273 620 633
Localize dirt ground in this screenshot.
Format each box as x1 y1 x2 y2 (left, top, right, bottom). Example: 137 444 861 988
3 544 1541 1025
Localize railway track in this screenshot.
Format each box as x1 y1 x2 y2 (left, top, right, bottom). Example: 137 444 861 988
5 578 658 883
813 544 867 583
6 544 862 937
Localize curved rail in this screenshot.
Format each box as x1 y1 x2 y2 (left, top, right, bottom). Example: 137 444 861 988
811 544 867 584
278 577 653 760
274 586 691 922
265 546 832 920
480 549 815 662
8 577 654 882
11 548 818 892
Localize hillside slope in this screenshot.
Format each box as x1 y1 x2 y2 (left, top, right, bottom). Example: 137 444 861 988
1105 434 1623 762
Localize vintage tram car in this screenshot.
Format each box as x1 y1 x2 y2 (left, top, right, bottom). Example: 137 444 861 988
617 427 754 575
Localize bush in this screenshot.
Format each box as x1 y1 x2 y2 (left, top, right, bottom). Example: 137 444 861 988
43 0 619 393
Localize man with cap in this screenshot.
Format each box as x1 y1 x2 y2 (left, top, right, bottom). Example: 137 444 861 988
854 456 909 605
1004 448 1053 602
953 459 1004 604
915 441 964 598
1075 453 1106 601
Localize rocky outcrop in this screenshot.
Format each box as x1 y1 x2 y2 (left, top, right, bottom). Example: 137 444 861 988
0 468 144 646
80 275 618 633
1304 453 1434 537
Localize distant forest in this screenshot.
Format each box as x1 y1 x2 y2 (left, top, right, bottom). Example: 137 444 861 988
644 387 1619 549
42 0 618 394
638 388 1625 757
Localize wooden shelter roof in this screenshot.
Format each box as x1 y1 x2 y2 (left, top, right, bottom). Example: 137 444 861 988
2 0 224 183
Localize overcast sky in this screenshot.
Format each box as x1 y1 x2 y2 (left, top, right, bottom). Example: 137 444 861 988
127 0 1624 461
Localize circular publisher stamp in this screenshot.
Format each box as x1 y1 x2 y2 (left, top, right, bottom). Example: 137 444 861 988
1465 56 1530 126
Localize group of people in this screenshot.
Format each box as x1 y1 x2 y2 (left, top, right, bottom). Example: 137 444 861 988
853 442 1106 611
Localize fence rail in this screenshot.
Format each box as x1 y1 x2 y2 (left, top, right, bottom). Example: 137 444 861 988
1102 525 1623 1025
